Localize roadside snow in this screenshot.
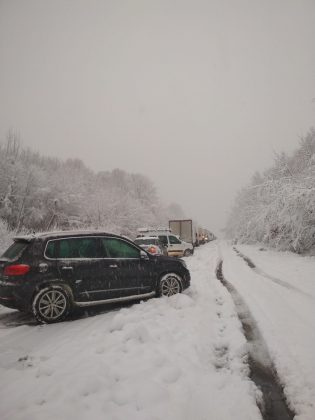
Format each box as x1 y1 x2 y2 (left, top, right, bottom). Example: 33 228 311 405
0 243 261 420
221 242 315 420
237 243 315 298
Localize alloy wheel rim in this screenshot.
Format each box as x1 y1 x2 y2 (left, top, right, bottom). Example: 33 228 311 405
38 290 67 320
161 277 180 296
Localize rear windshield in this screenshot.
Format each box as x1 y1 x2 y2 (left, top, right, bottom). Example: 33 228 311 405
134 239 159 245
1 241 29 260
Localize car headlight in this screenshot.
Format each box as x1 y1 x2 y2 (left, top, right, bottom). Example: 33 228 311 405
180 259 187 269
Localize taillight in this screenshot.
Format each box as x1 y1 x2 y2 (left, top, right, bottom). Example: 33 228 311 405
148 246 157 254
4 264 30 276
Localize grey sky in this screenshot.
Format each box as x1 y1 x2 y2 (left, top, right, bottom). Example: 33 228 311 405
1 0 314 233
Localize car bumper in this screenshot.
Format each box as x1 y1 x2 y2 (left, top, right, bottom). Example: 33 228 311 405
168 250 184 257
0 280 32 311
182 270 191 290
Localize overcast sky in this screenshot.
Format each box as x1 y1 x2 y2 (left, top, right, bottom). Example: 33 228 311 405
0 0 314 233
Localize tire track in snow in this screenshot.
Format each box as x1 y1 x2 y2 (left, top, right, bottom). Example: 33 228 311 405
233 247 315 300
215 260 295 420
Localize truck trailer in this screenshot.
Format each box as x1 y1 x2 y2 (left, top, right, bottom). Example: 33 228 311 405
168 219 199 247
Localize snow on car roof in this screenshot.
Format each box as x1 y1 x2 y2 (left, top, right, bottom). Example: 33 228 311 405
13 230 121 241
135 236 160 240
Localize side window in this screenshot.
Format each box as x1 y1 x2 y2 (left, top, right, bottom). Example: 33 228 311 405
45 240 56 258
57 238 100 259
169 235 181 244
102 238 140 258
158 236 168 246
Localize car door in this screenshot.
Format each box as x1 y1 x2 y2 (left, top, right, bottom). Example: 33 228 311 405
158 235 169 255
53 237 118 302
101 237 156 297
167 235 184 256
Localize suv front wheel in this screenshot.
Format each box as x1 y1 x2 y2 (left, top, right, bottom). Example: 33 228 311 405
32 286 72 324
159 273 182 297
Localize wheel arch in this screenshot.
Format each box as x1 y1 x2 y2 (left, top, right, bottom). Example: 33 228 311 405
33 280 74 299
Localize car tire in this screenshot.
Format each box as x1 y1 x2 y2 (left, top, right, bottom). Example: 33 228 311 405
159 273 182 297
32 285 72 324
183 249 193 257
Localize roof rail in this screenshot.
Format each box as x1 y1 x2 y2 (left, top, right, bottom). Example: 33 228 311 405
137 227 171 233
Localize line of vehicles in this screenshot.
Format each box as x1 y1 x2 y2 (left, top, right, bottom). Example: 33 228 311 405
134 219 216 258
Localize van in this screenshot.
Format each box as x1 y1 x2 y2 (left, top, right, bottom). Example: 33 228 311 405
137 228 194 257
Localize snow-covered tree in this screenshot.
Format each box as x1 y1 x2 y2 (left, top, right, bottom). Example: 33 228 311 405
0 132 183 239
226 128 315 253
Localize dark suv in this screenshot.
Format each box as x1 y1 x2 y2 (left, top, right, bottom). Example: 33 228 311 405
0 231 190 323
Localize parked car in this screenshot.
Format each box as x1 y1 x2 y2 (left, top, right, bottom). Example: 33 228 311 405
133 236 168 256
0 231 191 323
137 228 194 257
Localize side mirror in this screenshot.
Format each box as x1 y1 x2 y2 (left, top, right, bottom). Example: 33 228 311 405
140 250 149 260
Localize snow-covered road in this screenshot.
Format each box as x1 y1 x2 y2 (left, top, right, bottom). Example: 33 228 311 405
0 241 314 420
220 243 315 420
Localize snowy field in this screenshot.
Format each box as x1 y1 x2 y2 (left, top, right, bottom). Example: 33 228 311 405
0 241 314 420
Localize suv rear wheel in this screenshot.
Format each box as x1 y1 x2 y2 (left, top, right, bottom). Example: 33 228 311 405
159 273 182 297
32 286 72 324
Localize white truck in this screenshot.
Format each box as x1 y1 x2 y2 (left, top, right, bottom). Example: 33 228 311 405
137 227 194 257
169 219 199 247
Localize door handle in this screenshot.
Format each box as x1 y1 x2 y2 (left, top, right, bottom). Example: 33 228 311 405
61 266 73 271
109 264 118 268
